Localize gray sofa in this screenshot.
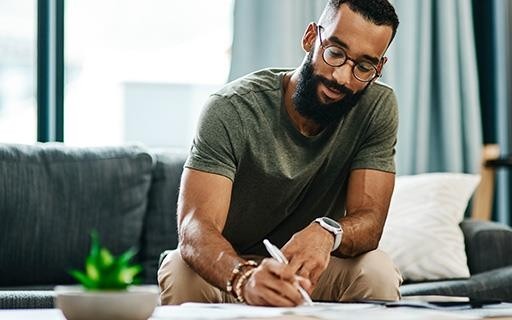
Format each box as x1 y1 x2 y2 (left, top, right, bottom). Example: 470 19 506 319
1 143 512 309
0 144 183 309
401 220 512 299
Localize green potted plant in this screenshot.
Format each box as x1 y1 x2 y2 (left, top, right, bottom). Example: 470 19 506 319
54 231 159 320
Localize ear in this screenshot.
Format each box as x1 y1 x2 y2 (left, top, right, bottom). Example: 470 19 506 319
301 23 318 53
371 57 388 83
377 57 388 73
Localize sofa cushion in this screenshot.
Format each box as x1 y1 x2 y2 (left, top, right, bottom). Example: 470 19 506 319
461 220 512 274
400 265 512 302
140 151 186 283
379 173 480 281
0 143 154 286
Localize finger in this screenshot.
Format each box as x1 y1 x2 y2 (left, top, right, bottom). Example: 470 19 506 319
309 266 324 287
295 257 318 280
261 259 297 282
253 286 300 307
287 257 303 275
254 261 305 305
247 266 302 305
263 277 304 306
296 275 313 294
296 263 310 279
302 255 330 284
280 241 295 259
281 243 303 274
309 257 330 286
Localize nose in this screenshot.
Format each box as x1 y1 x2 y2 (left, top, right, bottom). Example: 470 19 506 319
332 60 354 87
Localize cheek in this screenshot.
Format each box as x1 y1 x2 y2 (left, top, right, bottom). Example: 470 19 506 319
352 82 367 94
311 52 328 75
311 57 365 93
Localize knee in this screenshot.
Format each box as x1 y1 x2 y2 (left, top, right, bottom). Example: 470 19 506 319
350 250 402 301
157 249 188 305
158 249 221 305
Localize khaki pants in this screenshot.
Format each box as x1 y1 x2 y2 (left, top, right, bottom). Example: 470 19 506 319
158 249 402 305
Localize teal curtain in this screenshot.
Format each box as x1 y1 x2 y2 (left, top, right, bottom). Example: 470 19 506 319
228 0 327 81
493 0 512 224
381 0 482 175
229 0 483 176
473 0 512 224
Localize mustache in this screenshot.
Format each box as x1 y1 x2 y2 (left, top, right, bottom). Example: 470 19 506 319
317 76 354 96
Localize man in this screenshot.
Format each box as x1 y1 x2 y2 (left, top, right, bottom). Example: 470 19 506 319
159 0 401 306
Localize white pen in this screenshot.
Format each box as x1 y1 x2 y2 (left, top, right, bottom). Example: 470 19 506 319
263 239 314 306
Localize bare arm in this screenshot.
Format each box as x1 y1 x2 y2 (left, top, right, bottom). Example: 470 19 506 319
178 168 307 306
282 168 394 287
177 168 242 290
335 168 395 257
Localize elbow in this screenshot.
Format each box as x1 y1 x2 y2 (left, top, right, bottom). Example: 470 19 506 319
177 219 194 264
178 241 192 264
366 229 383 252
341 235 381 258
345 241 379 258
368 241 379 252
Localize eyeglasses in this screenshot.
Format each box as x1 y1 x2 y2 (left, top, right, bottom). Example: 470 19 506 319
317 25 380 82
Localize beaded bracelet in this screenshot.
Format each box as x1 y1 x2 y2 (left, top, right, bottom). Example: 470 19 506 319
234 267 256 303
226 260 258 296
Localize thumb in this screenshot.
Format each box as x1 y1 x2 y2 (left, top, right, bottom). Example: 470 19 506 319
295 275 312 294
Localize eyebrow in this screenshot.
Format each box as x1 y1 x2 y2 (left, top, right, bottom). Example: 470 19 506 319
327 35 380 65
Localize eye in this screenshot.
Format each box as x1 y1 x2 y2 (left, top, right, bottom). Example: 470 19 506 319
325 46 346 60
356 62 375 74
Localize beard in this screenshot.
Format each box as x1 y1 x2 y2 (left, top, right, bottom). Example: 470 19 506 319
292 51 368 127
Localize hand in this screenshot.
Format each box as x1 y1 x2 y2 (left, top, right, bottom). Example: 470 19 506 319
281 223 333 290
242 258 311 306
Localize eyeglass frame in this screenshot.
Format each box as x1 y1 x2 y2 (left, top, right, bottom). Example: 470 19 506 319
316 25 382 83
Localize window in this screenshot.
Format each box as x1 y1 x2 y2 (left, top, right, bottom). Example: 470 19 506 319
0 0 37 143
64 0 234 148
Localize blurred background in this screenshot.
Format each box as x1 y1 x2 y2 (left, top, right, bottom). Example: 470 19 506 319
0 0 510 222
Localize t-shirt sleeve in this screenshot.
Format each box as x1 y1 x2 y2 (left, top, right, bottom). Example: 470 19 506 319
350 89 399 173
185 94 245 181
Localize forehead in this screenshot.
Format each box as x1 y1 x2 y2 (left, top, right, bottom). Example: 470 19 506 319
322 4 393 59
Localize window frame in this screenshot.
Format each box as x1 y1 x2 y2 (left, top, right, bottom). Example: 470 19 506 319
37 0 64 142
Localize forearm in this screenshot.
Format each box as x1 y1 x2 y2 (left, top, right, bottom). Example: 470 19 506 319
179 213 246 291
336 169 394 258
335 208 385 258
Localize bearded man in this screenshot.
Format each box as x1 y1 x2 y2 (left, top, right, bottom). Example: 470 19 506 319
159 0 402 306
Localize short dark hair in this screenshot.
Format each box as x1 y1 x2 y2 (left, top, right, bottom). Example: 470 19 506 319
319 0 399 43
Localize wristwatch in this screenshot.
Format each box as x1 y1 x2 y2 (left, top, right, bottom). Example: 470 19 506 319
314 217 343 252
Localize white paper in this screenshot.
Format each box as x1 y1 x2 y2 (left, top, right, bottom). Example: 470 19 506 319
0 304 484 320
151 302 379 320
150 303 479 320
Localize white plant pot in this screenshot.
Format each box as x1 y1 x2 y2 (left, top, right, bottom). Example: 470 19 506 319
54 285 159 320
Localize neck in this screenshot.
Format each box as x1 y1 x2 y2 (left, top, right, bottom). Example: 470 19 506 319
283 71 324 137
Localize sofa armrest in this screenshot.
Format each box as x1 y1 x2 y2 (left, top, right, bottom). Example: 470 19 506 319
460 219 512 274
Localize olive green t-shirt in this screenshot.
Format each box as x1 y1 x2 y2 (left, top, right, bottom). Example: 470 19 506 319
185 68 398 256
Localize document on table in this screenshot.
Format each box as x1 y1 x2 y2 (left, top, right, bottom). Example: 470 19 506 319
151 302 379 320
388 298 512 318
150 302 480 320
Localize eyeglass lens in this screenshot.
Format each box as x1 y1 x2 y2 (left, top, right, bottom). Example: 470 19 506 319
323 46 377 82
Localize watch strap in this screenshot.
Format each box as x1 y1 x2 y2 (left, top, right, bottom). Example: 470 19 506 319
314 217 342 252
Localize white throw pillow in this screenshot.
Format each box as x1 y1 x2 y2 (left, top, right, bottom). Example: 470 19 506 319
379 173 480 281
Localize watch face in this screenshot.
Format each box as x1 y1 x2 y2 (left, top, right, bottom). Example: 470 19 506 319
323 217 340 229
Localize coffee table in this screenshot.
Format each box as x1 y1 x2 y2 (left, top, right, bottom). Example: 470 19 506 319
1 304 512 320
